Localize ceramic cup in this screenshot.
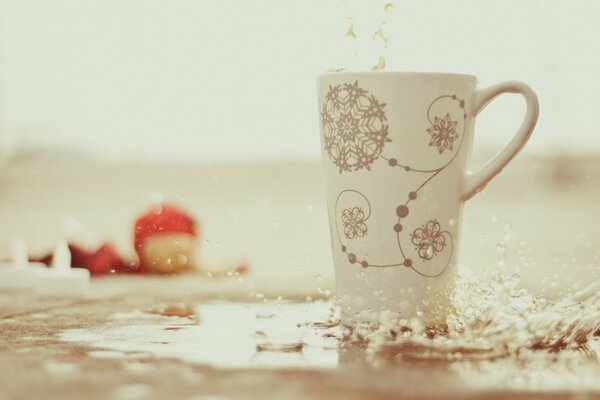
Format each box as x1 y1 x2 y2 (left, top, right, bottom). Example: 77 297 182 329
317 72 539 326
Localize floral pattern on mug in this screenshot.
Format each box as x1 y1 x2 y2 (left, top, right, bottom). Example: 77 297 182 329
341 206 368 239
427 113 459 154
410 220 447 260
321 81 391 173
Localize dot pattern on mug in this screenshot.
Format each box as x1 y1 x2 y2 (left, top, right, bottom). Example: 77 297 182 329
327 85 466 278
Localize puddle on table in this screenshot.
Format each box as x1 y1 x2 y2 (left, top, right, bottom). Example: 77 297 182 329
57 263 600 390
59 301 341 369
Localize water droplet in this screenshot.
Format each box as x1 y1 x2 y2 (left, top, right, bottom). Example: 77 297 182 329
346 23 356 38
177 255 188 265
370 56 386 71
372 29 390 48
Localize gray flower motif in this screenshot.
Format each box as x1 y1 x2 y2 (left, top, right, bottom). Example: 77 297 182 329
427 113 459 154
341 207 368 239
410 220 447 260
321 81 391 173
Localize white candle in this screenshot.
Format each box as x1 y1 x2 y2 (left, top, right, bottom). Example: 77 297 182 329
35 241 90 298
0 238 46 290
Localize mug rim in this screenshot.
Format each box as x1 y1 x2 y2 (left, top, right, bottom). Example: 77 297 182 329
319 71 477 81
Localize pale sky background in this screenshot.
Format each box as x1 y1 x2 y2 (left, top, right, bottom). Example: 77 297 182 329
0 0 599 163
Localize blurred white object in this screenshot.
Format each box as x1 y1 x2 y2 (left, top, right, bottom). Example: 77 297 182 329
35 240 90 298
0 238 46 290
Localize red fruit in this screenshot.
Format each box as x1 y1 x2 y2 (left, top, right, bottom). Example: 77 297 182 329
134 204 198 273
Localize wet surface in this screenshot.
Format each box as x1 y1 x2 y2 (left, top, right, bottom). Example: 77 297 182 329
60 301 341 369
55 268 600 394
3 274 600 399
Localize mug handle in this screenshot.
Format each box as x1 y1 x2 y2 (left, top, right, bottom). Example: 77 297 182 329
462 81 539 200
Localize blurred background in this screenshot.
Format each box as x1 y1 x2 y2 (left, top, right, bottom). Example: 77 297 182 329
1 0 599 297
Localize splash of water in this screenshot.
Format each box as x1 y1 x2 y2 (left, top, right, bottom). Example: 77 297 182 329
372 29 389 48
339 2 393 72
346 22 357 39
361 266 600 364
370 56 386 71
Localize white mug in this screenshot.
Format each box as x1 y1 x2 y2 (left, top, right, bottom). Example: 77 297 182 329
317 72 539 325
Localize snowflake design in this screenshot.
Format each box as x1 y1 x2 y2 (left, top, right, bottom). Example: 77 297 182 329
322 81 391 173
427 113 459 154
410 220 447 260
341 207 368 239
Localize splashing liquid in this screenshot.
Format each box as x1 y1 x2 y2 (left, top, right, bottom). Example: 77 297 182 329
346 23 357 39
372 29 390 48
370 56 386 71
339 3 394 71
360 265 600 363
344 263 600 390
